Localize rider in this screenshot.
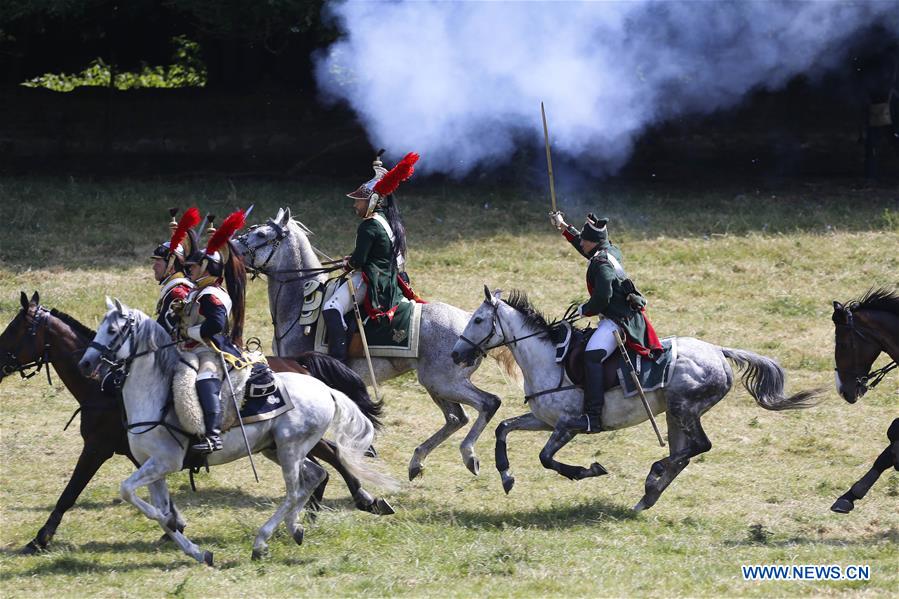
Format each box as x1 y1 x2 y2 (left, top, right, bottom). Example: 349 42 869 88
321 150 420 361
179 210 248 453
151 208 199 339
550 211 663 433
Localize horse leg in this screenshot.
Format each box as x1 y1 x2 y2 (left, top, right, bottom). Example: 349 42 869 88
832 418 899 514
494 413 552 494
121 457 210 565
635 406 712 512
539 425 608 482
22 437 115 554
309 439 394 515
408 397 468 481
253 439 321 560
282 459 329 550
147 478 185 536
452 380 502 476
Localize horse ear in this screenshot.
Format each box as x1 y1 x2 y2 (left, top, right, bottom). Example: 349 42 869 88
282 207 292 224
274 207 284 223
493 288 503 302
105 296 116 311
113 298 124 314
20 292 28 309
30 291 39 305
484 284 493 304
833 301 844 312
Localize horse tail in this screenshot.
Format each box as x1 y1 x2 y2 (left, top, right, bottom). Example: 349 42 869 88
328 390 398 491
721 348 821 411
295 351 383 430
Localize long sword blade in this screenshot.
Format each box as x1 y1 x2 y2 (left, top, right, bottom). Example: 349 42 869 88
541 102 558 213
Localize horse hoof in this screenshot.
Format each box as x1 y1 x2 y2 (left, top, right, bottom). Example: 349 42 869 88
830 498 855 514
372 498 396 516
408 464 423 481
465 456 480 476
633 495 656 512
20 540 43 555
292 528 305 546
203 550 214 566
633 500 647 512
589 462 608 477
157 532 174 544
501 474 515 495
251 547 268 561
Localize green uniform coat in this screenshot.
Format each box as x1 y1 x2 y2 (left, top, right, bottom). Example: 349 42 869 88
348 208 403 319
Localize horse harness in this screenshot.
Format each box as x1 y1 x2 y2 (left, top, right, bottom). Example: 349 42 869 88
456 301 581 402
835 307 898 392
3 304 52 385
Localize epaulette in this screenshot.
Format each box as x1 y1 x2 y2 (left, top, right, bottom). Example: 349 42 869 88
590 249 609 264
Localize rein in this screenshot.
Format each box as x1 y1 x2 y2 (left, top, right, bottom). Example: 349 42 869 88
835 309 898 391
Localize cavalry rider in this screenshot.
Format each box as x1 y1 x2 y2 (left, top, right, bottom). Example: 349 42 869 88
179 210 248 453
151 208 199 338
322 150 420 361
550 211 663 433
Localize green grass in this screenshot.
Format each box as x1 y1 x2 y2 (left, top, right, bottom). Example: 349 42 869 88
1 177 897 597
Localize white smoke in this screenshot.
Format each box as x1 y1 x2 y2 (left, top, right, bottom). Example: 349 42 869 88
315 1 899 176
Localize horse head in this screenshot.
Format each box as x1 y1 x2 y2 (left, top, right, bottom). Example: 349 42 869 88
0 291 51 383
832 300 882 404
451 285 505 367
78 297 137 384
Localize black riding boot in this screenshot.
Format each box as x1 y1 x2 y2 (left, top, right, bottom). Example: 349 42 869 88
323 308 348 362
564 349 607 434
191 378 223 453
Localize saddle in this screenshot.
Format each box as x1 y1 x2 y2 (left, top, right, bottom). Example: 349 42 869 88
173 353 292 437
554 322 621 392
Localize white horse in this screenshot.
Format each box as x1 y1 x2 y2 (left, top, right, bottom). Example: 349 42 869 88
78 299 394 564
234 207 511 480
452 287 820 511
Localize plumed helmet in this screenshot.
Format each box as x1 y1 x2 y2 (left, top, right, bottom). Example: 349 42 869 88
580 213 609 243
185 210 246 269
347 149 420 217
152 207 198 262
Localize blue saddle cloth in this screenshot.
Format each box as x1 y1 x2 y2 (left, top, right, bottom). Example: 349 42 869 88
614 337 677 397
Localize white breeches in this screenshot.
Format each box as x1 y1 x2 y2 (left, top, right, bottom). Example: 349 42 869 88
188 346 223 381
586 318 620 360
322 271 367 325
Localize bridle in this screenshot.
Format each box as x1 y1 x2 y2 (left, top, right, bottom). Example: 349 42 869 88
238 220 289 275
834 308 897 393
2 305 53 384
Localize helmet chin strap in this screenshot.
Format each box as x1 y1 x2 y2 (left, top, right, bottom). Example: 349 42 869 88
365 193 381 218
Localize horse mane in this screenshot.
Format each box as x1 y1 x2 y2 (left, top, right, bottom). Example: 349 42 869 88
503 289 580 338
849 287 899 316
49 308 96 342
132 310 181 376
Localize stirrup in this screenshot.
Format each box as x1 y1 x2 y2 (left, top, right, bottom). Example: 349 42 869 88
191 435 223 454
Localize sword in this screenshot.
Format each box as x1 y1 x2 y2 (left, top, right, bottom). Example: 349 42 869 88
613 329 665 447
346 275 382 403
219 352 260 482
541 102 558 213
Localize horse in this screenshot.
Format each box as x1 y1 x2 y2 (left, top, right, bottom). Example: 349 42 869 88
451 287 821 511
234 207 509 480
830 288 899 514
75 299 395 564
0 293 393 554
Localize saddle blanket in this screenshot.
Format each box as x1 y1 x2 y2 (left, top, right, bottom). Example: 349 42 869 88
315 298 422 359
614 337 678 398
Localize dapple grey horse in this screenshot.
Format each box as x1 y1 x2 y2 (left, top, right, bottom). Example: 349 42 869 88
79 299 394 564
452 287 820 511
234 207 510 480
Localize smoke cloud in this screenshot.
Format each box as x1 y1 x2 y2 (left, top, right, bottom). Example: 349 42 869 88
315 1 899 176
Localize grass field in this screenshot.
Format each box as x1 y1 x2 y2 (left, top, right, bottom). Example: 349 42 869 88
0 177 897 597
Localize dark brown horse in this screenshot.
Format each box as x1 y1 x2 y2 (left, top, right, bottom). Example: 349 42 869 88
0 292 392 554
830 288 898 513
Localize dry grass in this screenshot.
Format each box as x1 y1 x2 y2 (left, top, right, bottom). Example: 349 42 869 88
0 177 897 597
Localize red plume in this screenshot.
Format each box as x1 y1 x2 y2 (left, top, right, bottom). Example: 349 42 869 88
373 152 419 197
169 206 200 253
206 209 246 255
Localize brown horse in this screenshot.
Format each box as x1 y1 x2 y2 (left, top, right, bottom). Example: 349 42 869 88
830 288 899 513
0 292 392 554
